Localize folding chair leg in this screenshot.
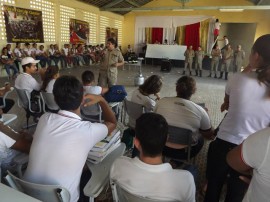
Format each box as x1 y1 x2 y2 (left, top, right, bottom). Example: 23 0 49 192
89 197 94 202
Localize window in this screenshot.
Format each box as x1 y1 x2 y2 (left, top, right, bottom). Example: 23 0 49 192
30 0 56 42
99 16 109 45
0 0 15 41
114 20 122 46
60 5 75 42
83 11 97 45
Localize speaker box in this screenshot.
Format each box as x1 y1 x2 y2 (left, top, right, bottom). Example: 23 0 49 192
160 59 172 72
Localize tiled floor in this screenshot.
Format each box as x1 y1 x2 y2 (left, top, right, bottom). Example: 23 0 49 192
2 63 228 201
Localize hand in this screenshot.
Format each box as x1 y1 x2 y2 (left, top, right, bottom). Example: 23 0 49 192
242 64 255 73
154 93 161 101
220 102 228 112
83 94 104 107
239 176 251 184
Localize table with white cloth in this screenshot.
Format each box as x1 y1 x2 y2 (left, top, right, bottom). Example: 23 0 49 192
145 44 187 61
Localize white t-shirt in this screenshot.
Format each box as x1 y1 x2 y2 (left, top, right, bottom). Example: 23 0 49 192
217 72 270 145
14 48 22 58
15 73 41 92
241 127 270 202
36 49 45 55
23 110 108 202
110 156 196 202
62 48 69 56
155 97 211 132
129 89 156 128
83 85 102 95
0 131 19 175
24 48 32 56
215 22 221 30
45 79 56 94
48 48 55 56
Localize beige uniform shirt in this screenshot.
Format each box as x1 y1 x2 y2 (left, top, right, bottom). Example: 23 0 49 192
184 50 195 63
211 49 221 61
100 48 124 71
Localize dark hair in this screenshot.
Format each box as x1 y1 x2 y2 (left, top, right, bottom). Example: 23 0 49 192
25 42 30 46
251 34 270 86
81 70 95 85
216 19 219 22
22 63 32 72
41 66 59 92
2 47 7 54
53 75 83 110
176 76 196 99
135 113 168 157
107 38 117 47
139 75 162 95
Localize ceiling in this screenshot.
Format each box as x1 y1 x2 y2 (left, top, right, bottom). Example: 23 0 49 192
77 0 270 15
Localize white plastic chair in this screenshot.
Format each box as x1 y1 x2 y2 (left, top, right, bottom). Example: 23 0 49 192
111 180 178 202
4 171 70 202
40 92 59 112
0 87 14 109
83 143 126 202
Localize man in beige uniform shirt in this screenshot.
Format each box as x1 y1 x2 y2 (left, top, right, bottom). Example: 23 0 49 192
233 45 245 73
98 38 124 87
183 45 195 76
219 44 234 80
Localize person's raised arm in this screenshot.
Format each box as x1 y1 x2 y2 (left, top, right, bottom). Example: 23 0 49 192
83 94 117 134
220 93 229 112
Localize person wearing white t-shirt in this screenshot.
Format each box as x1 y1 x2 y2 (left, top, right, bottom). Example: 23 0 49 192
41 66 59 94
13 42 24 72
227 127 270 202
81 70 109 117
0 120 31 178
15 57 44 93
31 43 38 59
130 75 163 129
23 43 32 57
204 34 270 202
214 19 221 41
155 76 214 161
35 45 49 68
110 113 196 202
23 75 117 202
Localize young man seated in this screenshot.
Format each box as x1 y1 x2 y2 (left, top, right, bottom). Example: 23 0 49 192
23 75 117 202
110 113 196 201
0 112 31 178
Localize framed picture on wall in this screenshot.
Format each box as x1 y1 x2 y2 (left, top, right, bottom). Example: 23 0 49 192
70 18 89 44
106 27 118 45
3 5 44 43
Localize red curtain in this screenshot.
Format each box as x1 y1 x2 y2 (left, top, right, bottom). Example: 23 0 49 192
184 22 200 50
152 28 163 44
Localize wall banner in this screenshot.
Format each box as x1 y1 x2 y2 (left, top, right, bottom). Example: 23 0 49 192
3 5 44 43
106 27 118 45
70 18 89 44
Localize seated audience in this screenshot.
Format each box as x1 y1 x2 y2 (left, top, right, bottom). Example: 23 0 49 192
23 75 117 202
15 57 43 93
126 44 133 54
110 113 196 202
130 75 162 128
1 47 18 79
23 43 32 57
204 34 270 202
82 70 108 95
41 66 59 93
35 45 50 68
155 76 214 160
13 42 24 72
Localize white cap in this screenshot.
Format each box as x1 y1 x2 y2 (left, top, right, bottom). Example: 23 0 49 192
21 57 40 66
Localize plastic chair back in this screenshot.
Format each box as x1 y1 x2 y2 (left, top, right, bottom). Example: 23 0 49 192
40 92 59 112
5 171 70 202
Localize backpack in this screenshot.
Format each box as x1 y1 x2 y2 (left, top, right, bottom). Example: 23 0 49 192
104 85 127 102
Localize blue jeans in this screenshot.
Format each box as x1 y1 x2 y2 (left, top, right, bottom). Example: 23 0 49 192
4 63 18 77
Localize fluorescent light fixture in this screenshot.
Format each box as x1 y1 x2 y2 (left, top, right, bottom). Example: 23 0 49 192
172 9 194 11
219 8 244 12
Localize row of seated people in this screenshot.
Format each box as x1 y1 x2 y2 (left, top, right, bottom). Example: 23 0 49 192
0 42 107 79
1 32 270 202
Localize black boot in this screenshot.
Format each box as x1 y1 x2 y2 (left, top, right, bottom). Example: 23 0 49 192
195 70 198 76
190 71 192 76
182 71 185 75
219 72 223 79
199 70 202 77
225 72 228 80
208 73 212 77
214 74 217 78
